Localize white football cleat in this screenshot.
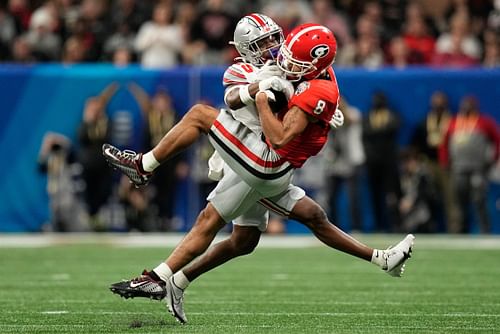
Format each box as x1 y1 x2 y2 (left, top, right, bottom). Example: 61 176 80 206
383 234 415 277
165 277 187 324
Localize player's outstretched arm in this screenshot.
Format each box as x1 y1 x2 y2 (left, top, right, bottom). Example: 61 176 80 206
255 92 308 149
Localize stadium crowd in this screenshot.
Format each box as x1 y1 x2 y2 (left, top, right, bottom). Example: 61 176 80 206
26 0 499 234
1 0 499 68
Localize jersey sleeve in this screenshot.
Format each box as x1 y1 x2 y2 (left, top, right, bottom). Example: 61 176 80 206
222 63 257 87
288 80 340 124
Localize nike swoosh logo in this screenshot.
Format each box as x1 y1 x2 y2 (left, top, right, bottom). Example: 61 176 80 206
104 148 120 161
171 291 183 304
130 281 148 288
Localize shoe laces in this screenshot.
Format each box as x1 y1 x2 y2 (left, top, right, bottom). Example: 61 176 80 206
120 149 139 162
130 270 151 283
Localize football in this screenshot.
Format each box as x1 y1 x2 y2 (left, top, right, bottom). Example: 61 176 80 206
268 89 289 114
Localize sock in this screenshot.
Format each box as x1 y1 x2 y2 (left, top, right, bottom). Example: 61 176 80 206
371 249 386 268
152 262 173 283
142 151 160 172
172 271 190 290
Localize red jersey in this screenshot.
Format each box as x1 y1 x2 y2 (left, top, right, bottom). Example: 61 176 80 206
273 67 340 168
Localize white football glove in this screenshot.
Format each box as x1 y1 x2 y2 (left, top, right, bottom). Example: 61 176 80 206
254 61 284 81
329 108 345 128
258 76 294 100
258 90 276 102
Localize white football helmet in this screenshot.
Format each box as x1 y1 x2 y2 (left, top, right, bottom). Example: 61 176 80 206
230 13 284 66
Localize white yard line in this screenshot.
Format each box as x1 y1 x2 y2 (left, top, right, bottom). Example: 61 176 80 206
0 311 494 317
0 233 499 249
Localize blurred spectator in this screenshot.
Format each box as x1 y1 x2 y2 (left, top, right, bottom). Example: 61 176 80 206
399 148 438 233
267 213 286 234
61 35 86 64
482 28 500 67
445 0 494 37
11 34 34 62
175 0 197 42
433 12 482 66
118 175 154 232
0 5 16 59
110 0 148 33
25 1 61 61
380 0 407 39
78 0 110 61
0 0 496 67
135 2 183 68
186 0 237 65
488 0 500 31
261 0 313 35
54 0 80 38
402 11 436 64
38 132 88 232
362 92 402 232
112 46 132 67
77 83 118 231
8 0 31 32
128 83 186 230
337 14 383 68
432 33 480 67
440 96 500 233
387 36 409 68
311 0 353 48
411 91 458 232
325 96 365 231
103 20 136 61
362 1 385 39
62 16 89 57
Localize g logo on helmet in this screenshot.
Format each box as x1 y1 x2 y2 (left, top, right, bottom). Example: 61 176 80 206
310 44 330 59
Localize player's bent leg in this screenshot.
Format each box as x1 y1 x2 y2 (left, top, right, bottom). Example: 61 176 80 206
183 225 262 282
102 104 219 187
109 203 225 303
164 189 266 324
166 203 226 273
289 196 373 261
152 104 219 163
166 225 262 324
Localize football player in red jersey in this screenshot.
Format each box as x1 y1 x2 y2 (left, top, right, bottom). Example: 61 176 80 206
103 23 414 324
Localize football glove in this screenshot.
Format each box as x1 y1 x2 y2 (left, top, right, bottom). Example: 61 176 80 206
258 76 294 100
254 61 284 81
329 108 345 128
258 90 276 102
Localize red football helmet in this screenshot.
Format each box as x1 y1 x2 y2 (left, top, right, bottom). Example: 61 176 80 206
277 23 337 81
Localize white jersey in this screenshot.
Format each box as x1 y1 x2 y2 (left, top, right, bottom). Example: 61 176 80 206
222 62 262 134
206 64 306 229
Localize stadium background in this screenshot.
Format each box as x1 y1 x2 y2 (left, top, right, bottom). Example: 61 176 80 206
0 0 499 233
0 65 499 232
1 1 500 333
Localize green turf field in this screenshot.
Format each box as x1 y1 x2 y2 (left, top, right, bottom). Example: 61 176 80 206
1 235 500 334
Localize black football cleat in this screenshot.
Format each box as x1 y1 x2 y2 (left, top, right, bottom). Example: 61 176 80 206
102 143 152 187
110 270 166 300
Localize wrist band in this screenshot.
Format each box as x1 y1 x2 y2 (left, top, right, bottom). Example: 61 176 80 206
239 85 254 105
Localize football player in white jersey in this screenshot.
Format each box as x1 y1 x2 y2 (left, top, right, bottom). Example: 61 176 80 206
104 16 415 324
